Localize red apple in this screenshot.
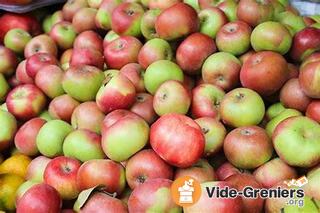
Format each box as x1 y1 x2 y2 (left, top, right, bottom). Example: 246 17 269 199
0 45 18 76
95 0 122 30
72 8 98 33
239 50 256 64
299 60 320 98
26 53 58 79
130 93 157 124
62 0 89 21
70 48 104 70
216 162 249 181
26 156 51 182
120 63 145 92
24 34 58 58
147 0 181 9
73 30 103 53
306 100 320 123
287 63 299 79
49 94 80 123
16 60 33 84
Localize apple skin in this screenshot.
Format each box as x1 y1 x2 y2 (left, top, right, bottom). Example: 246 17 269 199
150 113 205 168
155 3 199 41
44 156 81 200
195 117 226 157
224 126 273 169
301 52 320 68
126 149 173 189
299 61 320 98
287 63 299 79
50 21 77 50
253 158 297 188
175 159 216 183
16 180 39 205
16 60 33 84
216 162 249 181
101 109 149 162
148 0 182 9
16 183 62 213
49 95 80 123
88 0 103 8
306 101 320 123
26 156 51 182
237 0 273 27
0 73 9 102
140 9 161 40
191 83 225 119
0 110 17 151
111 2 145 37
96 72 136 114
220 88 265 127
240 51 289 96
62 65 105 102
6 84 46 120
290 27 320 62
70 48 105 70
76 159 126 194
95 0 122 30
130 93 157 124
120 63 145 92
73 30 103 53
0 45 18 76
266 102 286 121
239 50 256 64
26 53 58 79
36 120 73 158
14 118 46 156
251 21 292 55
4 28 32 54
303 167 320 200
35 65 65 99
128 178 181 213
280 78 311 112
202 52 241 91
153 80 191 116
273 116 320 168
51 10 64 26
71 101 105 134
198 7 228 39
144 60 184 95
24 34 58 58
138 38 173 70
184 181 243 213
216 21 252 56
60 49 73 71
72 8 98 33
103 30 120 48
176 32 216 75
62 0 89 21
225 173 264 213
104 35 143 69
276 11 306 36
217 0 238 22
264 181 294 212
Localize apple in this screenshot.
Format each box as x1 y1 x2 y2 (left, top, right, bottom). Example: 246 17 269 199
62 0 89 21
104 35 143 69
266 102 286 120
301 52 320 68
191 83 225 119
16 183 62 213
220 88 265 127
77 159 126 194
24 34 58 58
239 49 256 64
240 51 289 96
16 180 39 205
14 118 46 156
251 21 292 55
36 120 73 157
103 30 120 48
306 101 320 123
62 65 105 102
63 129 105 162
0 45 18 76
72 8 98 33
175 159 216 183
144 60 184 94
95 0 122 30
276 11 306 35
0 110 17 151
26 53 58 79
130 93 157 124
237 0 273 27
51 10 64 26
216 162 249 180
4 28 32 54
50 21 77 50
198 7 227 39
303 167 320 200
264 181 294 212
128 178 181 212
155 3 199 40
120 63 145 92
71 101 105 134
148 0 182 9
280 78 311 112
101 110 149 162
44 156 81 200
16 60 33 84
73 30 103 53
202 52 241 91
299 61 320 98
26 156 51 182
6 84 46 120
287 63 299 79
282 196 320 212
176 32 216 75
273 116 320 167
88 0 102 8
70 48 104 70
49 94 80 123
195 117 226 157
253 158 297 188
126 149 173 189
217 0 238 22
0 73 9 102
138 38 173 70
42 15 53 34
184 181 243 212
153 80 191 116
60 49 73 71
150 113 205 168
140 9 161 40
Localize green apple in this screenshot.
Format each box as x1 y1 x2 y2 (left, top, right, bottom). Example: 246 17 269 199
217 0 238 22
0 110 17 151
0 73 9 102
4 29 32 54
311 23 320 29
199 7 228 39
276 11 306 35
39 110 54 121
184 0 200 12
144 60 184 94
266 102 286 120
303 167 320 200
140 9 161 40
95 0 122 30
36 120 73 157
283 196 319 212
42 15 53 34
49 21 77 50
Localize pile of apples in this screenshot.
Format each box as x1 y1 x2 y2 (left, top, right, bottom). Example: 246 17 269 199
0 0 320 212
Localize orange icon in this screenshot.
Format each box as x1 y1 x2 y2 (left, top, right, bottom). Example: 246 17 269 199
171 176 201 207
